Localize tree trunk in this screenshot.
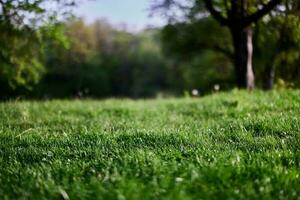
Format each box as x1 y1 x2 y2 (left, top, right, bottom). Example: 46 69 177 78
231 26 255 89
263 64 274 90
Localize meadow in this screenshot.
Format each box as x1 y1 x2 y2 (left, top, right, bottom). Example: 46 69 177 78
0 90 300 199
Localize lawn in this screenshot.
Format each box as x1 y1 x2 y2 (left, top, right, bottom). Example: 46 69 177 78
0 90 300 199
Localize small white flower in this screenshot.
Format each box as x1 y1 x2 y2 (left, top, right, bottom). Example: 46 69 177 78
192 89 199 96
214 84 220 91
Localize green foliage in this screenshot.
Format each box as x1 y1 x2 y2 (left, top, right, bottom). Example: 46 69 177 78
181 51 234 92
1 1 300 98
154 0 299 89
158 1 300 91
1 90 300 199
161 18 232 58
36 18 172 98
160 17 235 93
0 27 44 89
254 3 300 87
0 0 74 95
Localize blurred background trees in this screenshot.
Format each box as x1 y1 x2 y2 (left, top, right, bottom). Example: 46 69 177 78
0 0 300 99
37 18 172 98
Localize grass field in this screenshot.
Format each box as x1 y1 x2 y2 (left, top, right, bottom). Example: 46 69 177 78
0 90 300 199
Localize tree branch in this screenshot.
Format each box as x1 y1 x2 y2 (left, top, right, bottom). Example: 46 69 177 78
203 0 230 26
243 0 282 26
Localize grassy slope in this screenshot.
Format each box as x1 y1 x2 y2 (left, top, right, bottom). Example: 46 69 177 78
0 90 300 199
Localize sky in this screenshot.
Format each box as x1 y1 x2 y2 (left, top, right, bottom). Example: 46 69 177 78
74 0 166 31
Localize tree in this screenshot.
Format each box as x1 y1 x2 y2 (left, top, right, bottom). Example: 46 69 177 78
152 0 283 89
254 1 300 90
203 0 283 89
0 0 75 96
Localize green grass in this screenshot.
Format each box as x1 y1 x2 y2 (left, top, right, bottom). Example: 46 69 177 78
1 90 300 199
